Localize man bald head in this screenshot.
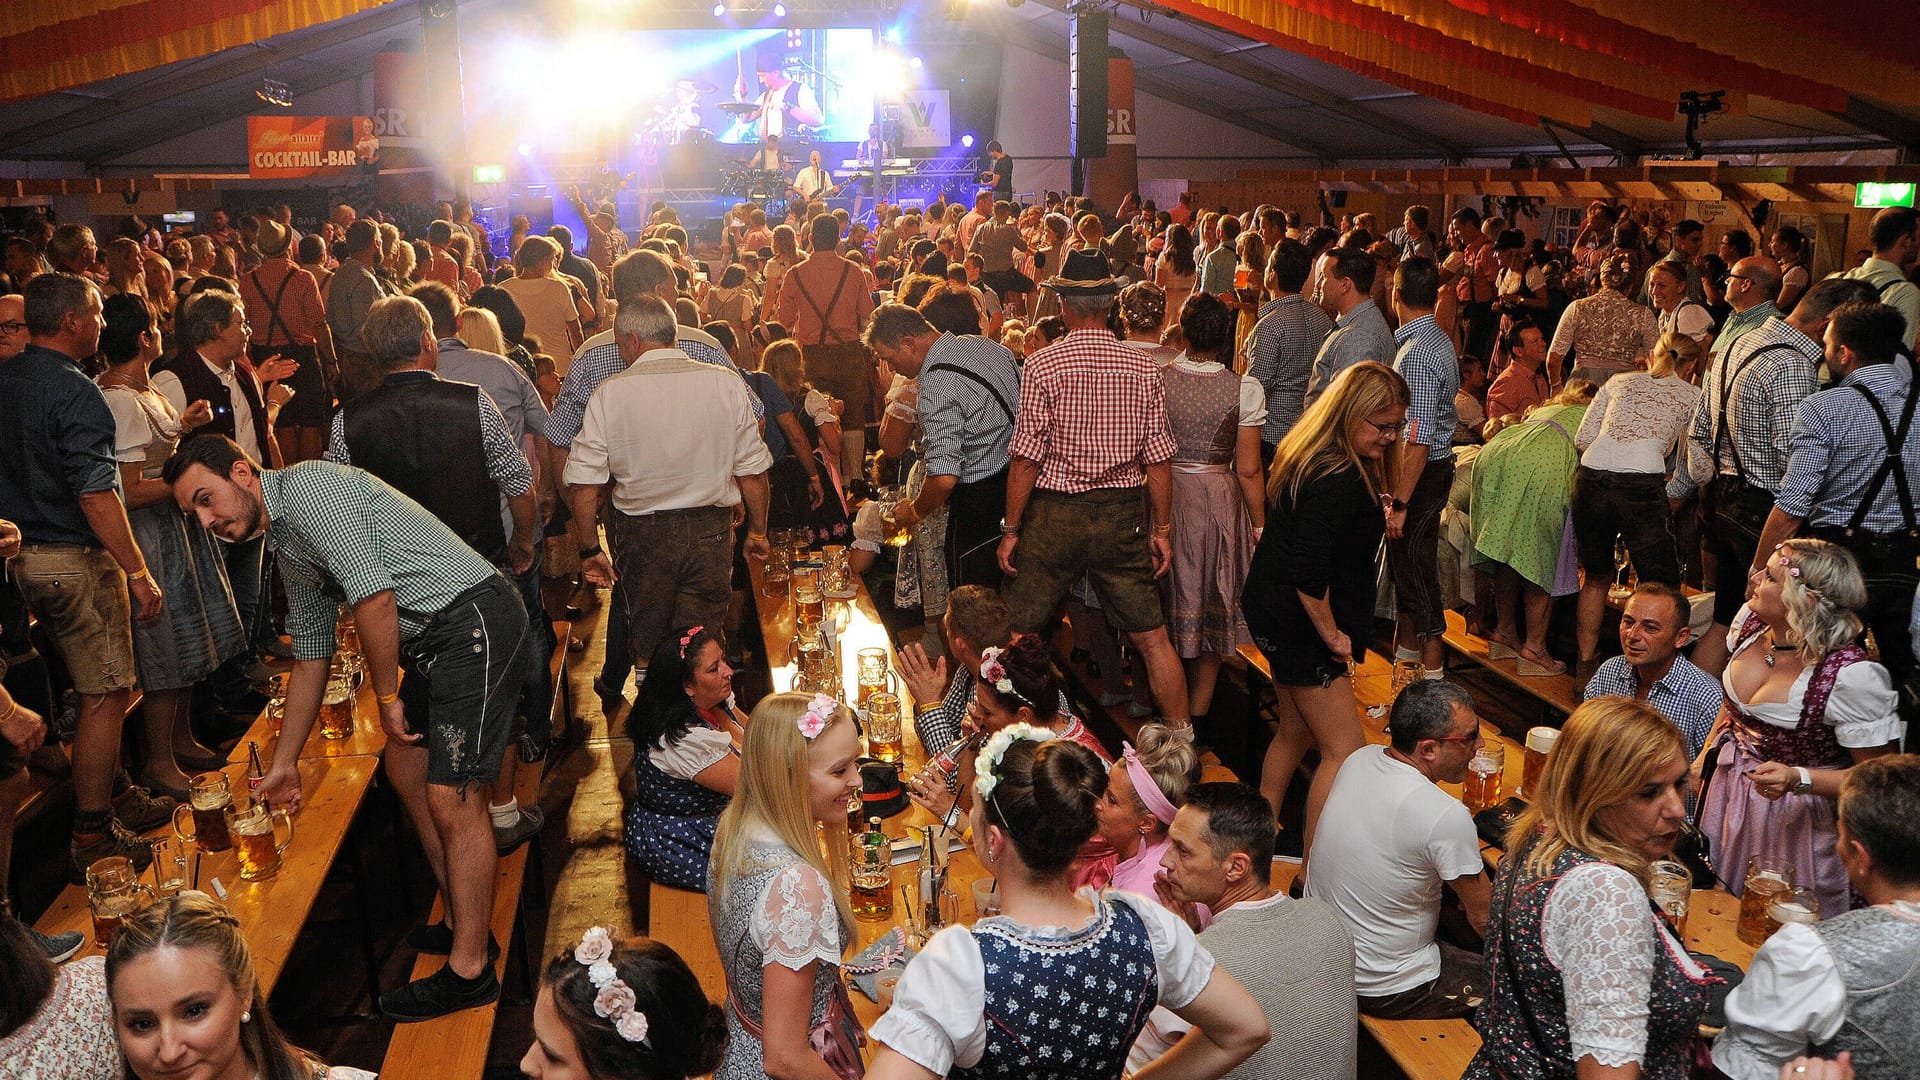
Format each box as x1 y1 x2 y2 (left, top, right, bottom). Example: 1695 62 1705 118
0 294 26 360
1728 255 1782 311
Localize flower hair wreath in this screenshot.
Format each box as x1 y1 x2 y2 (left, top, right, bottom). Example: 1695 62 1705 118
977 646 1025 704
573 926 650 1045
798 693 840 739
973 722 1053 804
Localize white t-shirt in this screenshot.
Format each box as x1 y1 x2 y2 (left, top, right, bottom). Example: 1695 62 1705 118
1304 745 1485 995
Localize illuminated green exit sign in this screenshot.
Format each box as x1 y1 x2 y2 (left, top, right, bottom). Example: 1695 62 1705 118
472 164 505 184
1856 182 1916 209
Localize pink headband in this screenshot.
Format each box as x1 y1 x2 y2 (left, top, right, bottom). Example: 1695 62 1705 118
1121 743 1178 826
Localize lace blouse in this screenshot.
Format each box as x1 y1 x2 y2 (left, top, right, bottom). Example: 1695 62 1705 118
750 859 844 972
1544 862 1707 1068
1574 372 1701 474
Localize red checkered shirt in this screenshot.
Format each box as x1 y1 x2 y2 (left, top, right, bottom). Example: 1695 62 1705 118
1007 328 1178 492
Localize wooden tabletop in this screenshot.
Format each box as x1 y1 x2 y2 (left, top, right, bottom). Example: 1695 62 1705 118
747 559 919 715
226 675 390 764
36 753 381 992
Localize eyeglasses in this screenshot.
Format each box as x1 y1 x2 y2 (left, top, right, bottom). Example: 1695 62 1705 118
0 321 24 335
1429 732 1484 745
1363 419 1402 439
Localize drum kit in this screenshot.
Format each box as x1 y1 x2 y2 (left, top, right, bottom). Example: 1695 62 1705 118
642 83 821 148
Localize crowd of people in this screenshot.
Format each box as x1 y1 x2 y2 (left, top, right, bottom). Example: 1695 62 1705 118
1 187 1917 1080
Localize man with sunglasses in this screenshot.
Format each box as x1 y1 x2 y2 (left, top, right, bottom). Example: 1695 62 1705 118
1306 679 1492 1020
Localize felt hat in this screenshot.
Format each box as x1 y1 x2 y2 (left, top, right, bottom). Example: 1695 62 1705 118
257 219 291 257
1044 247 1120 295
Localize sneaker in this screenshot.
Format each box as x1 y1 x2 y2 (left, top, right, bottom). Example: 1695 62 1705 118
32 926 84 963
493 804 545 856
70 827 156 884
111 785 178 833
381 962 501 1022
405 922 501 962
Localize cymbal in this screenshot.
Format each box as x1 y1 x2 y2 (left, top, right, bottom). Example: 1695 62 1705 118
717 101 758 114
679 79 720 96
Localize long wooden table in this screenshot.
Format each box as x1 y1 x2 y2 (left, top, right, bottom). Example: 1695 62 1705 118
226 674 390 764
35 752 381 991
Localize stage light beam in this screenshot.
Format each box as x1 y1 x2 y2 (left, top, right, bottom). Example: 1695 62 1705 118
773 2 786 15
961 133 974 148
712 2 725 15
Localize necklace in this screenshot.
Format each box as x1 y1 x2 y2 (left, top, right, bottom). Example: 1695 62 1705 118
1763 631 1798 668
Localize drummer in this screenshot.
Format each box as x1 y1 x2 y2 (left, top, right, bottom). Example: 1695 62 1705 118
747 133 782 174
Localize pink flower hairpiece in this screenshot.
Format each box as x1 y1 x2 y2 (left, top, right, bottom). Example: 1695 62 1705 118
679 625 705 657
573 927 650 1044
798 693 839 739
978 646 1024 704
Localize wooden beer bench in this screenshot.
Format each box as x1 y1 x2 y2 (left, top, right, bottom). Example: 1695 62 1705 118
378 624 569 1080
1440 611 1581 722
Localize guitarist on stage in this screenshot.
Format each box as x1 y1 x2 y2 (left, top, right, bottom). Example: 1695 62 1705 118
792 150 836 202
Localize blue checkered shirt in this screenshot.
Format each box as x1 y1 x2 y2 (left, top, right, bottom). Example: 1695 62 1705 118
1670 316 1822 500
1393 313 1459 463
917 333 1021 482
1246 294 1333 445
1582 654 1722 760
1776 361 1920 531
546 327 763 447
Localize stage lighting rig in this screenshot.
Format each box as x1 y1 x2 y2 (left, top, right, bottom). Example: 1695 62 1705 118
1677 90 1725 161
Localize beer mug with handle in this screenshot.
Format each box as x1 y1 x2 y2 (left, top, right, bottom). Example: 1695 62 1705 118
226 798 296 882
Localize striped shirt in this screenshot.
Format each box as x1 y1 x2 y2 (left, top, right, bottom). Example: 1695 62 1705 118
1776 362 1920 531
1246 294 1334 445
260 462 497 661
917 333 1021 482
1008 328 1178 493
1392 314 1459 463
323 371 533 498
1583 654 1722 760
546 324 761 448
1670 316 1821 500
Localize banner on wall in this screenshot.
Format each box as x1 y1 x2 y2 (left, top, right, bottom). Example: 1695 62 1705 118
246 117 380 179
896 89 952 149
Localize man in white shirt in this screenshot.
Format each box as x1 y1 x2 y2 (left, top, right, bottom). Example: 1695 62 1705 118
564 295 771 675
1145 782 1357 1080
1305 679 1491 1019
792 150 834 201
1832 206 1919 352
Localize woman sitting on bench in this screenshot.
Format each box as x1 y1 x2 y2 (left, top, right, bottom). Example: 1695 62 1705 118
625 626 748 892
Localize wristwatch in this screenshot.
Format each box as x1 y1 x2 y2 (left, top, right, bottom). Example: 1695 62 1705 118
1382 495 1407 513
998 517 1021 535
579 544 603 560
1791 766 1813 795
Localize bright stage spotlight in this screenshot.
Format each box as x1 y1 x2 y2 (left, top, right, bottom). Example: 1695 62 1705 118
712 2 725 15
909 55 923 69
960 133 974 148
518 142 533 156
773 2 786 15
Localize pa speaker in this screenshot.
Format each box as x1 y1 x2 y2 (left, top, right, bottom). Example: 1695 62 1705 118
1070 12 1108 159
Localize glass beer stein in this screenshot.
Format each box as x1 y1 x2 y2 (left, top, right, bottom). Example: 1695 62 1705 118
226 799 296 882
171 771 234 852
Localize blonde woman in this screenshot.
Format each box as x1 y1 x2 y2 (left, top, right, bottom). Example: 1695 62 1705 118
707 692 864 1080
1096 722 1201 903
761 225 800 324
1570 331 1704 679
1243 361 1407 857
1467 698 1710 1080
1698 540 1901 917
500 235 589 363
101 237 148 300
457 306 509 356
758 339 849 544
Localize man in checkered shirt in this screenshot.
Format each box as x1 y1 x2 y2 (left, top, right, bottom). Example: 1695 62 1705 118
996 249 1192 733
1668 277 1877 675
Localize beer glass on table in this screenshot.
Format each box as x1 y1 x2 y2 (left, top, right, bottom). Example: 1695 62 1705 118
1520 726 1559 799
171 771 234 852
85 856 154 947
1737 855 1795 945
226 798 296 882
318 675 355 740
857 648 891 708
1648 859 1693 938
149 835 189 897
866 692 904 764
1765 886 1820 939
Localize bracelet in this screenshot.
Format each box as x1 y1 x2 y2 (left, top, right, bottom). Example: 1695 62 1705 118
0 700 16 727
578 545 603 560
376 689 400 705
127 566 153 582
1150 521 1172 535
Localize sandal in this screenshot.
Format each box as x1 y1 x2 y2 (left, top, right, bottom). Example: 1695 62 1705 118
1516 647 1567 678
1486 636 1521 661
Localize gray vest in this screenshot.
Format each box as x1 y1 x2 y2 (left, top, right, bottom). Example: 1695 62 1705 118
1812 902 1920 1078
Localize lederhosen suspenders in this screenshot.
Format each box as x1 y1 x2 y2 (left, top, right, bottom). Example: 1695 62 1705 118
1712 342 1797 491
794 262 854 346
1842 362 1920 547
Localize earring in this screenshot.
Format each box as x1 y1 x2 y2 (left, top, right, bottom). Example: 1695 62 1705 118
240 1011 251 1024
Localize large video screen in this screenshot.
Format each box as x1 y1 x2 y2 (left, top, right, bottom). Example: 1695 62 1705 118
626 28 877 146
